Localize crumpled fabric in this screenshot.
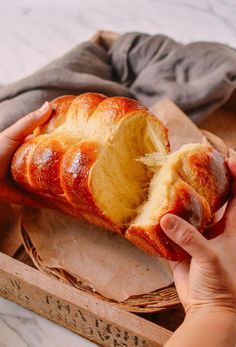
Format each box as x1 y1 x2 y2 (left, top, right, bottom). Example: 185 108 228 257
0 32 235 131
110 33 236 121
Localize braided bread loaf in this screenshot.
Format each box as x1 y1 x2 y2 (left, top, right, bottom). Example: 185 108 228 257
11 93 230 260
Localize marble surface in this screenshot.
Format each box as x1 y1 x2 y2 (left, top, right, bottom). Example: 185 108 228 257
0 0 236 346
1 0 236 86
0 297 96 347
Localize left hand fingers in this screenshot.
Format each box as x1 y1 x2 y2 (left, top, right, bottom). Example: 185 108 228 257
0 102 52 178
1 101 52 147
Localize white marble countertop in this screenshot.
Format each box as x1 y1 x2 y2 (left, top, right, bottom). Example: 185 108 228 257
0 0 236 346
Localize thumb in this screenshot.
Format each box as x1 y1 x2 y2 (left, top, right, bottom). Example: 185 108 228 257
160 214 215 261
1 101 52 146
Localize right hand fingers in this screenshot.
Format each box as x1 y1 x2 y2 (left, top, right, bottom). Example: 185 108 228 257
160 214 216 262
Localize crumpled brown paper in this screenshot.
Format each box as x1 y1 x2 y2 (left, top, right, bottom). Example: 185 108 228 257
151 98 206 151
21 208 173 301
20 98 230 302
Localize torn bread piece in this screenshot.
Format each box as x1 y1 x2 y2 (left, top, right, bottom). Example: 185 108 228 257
127 144 229 260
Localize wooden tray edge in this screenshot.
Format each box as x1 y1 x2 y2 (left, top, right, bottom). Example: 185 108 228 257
0 251 172 347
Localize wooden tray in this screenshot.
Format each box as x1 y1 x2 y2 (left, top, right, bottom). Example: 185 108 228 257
0 30 234 347
0 251 177 347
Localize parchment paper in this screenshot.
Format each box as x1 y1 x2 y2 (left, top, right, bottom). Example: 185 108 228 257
20 98 230 302
21 208 172 301
198 108 236 150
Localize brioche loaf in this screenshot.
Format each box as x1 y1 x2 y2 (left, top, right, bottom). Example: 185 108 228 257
11 93 230 260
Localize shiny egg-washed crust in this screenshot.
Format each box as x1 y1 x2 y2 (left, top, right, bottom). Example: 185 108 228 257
127 146 230 260
11 93 230 261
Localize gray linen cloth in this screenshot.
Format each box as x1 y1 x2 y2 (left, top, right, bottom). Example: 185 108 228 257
0 32 236 131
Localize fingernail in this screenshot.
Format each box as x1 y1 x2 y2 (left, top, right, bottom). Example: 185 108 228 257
161 215 177 231
39 101 49 114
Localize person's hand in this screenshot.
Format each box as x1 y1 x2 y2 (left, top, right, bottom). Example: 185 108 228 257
0 102 52 206
160 158 236 317
161 159 236 347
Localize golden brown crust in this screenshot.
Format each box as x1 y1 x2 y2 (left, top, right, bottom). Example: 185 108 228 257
60 140 122 233
66 93 107 122
180 147 230 213
93 96 149 121
11 137 43 191
10 93 230 260
35 95 76 135
29 135 67 195
126 180 212 261
61 140 100 209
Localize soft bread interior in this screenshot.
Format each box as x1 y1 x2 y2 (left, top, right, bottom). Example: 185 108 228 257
130 143 212 228
131 166 176 226
91 114 169 226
